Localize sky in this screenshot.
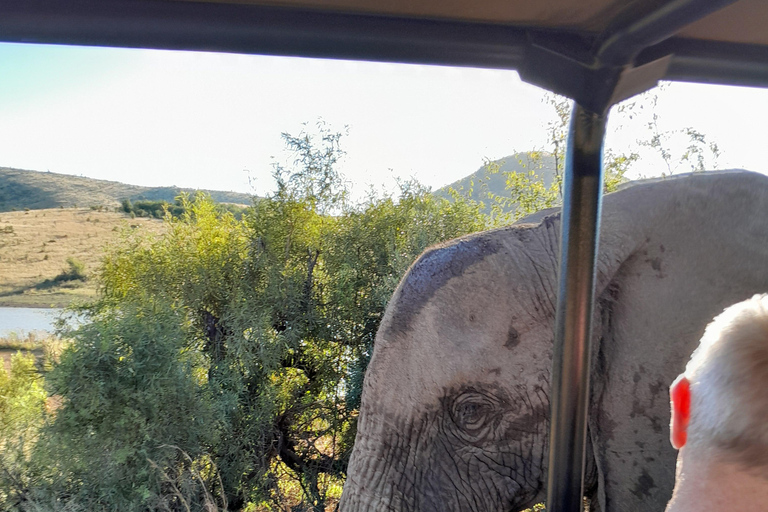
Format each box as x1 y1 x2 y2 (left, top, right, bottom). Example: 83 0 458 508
1 42 768 199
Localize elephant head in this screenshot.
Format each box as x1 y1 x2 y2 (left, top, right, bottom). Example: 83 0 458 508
339 171 768 512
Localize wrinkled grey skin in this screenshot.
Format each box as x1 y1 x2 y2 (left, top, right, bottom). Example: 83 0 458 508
339 171 768 512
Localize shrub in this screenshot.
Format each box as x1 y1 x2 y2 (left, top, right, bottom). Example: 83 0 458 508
0 352 48 509
54 257 87 283
32 299 219 510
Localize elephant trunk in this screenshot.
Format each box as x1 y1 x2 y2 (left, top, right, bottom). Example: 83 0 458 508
339 415 421 512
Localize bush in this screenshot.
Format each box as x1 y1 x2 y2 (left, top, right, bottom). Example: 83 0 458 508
54 257 87 283
0 352 47 509
31 299 219 510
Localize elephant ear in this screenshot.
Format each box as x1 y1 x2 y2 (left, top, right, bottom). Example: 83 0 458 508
585 171 768 511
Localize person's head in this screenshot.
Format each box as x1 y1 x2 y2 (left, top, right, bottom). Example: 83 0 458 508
670 294 768 469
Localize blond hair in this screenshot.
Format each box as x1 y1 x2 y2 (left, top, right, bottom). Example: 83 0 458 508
685 294 768 467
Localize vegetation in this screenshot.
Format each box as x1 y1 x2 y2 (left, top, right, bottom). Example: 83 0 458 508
437 90 720 223
51 257 87 284
0 332 54 374
0 352 47 509
0 331 67 511
434 152 558 212
120 197 248 220
120 198 183 219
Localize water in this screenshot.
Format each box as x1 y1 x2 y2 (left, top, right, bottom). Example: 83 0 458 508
0 307 63 337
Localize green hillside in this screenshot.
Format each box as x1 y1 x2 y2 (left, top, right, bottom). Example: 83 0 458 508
434 152 557 211
0 167 254 212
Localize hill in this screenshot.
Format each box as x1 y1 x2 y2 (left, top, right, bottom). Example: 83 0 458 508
434 152 557 212
0 167 254 212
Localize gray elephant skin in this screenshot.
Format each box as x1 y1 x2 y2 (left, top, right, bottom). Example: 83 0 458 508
338 171 768 512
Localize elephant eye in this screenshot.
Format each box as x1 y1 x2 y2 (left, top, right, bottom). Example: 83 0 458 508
449 390 501 438
455 401 488 427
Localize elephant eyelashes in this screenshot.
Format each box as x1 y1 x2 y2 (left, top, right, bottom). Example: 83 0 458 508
448 389 506 443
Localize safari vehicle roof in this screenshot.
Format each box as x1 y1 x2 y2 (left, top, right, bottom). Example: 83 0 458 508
1 0 768 112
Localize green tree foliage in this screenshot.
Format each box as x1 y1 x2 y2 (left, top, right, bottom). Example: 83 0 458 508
482 152 563 224
0 352 47 509
35 257 90 291
121 198 183 219
27 123 487 511
480 89 717 222
119 196 246 220
28 301 219 511
57 257 87 283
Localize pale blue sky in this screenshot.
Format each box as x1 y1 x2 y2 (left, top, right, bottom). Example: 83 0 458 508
1 42 767 198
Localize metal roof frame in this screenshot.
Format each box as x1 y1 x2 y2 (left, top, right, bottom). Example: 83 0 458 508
3 0 767 112
1 1 762 510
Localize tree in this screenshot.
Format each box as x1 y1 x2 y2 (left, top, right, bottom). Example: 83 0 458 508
482 88 718 222
32 124 487 512
621 87 720 175
271 121 349 214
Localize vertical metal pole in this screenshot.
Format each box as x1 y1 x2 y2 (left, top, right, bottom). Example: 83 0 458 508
546 102 606 512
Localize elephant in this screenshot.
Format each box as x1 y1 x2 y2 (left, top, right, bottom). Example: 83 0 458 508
338 170 768 512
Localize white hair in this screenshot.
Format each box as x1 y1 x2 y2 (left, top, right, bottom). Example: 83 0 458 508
685 294 768 466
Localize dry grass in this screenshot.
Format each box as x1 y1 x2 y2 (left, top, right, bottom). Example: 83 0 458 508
0 207 164 307
0 331 63 373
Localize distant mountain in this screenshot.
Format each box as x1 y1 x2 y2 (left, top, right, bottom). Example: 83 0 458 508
434 152 557 212
0 167 254 212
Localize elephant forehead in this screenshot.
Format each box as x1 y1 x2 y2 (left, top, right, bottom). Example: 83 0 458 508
367 268 547 409
382 231 505 339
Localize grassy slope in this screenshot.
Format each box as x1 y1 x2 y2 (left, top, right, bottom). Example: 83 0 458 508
0 207 164 307
0 167 254 212
434 152 557 211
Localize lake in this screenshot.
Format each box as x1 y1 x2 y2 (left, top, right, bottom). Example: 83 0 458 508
0 307 63 337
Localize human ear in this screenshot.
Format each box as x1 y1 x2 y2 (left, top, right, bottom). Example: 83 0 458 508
670 375 691 450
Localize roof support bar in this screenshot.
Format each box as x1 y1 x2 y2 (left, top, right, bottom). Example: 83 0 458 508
546 102 606 512
546 3 745 509
595 0 739 65
645 39 768 88
522 0 741 113
0 0 529 70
